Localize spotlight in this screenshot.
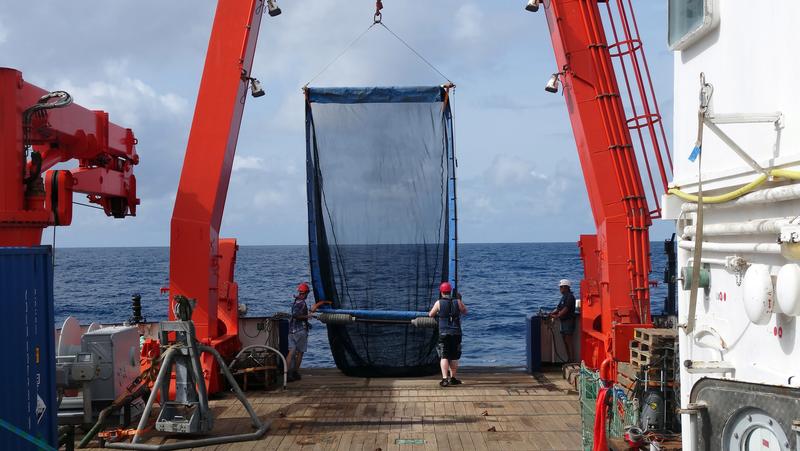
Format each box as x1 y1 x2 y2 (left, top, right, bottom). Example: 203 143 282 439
250 78 265 98
544 73 560 93
266 0 281 17
525 0 540 12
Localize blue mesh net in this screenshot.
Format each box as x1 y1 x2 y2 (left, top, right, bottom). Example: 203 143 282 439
305 86 457 377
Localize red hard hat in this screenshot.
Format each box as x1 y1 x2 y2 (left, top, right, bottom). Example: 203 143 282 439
297 282 310 294
439 281 452 294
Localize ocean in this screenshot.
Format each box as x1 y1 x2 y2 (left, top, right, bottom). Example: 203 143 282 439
52 242 668 367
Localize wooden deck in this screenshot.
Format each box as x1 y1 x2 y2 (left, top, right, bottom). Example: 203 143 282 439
86 366 582 450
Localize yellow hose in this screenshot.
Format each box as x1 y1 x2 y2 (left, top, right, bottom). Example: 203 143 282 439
668 169 800 204
770 169 800 180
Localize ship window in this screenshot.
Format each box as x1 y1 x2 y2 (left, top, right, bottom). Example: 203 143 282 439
744 428 780 450
668 0 719 50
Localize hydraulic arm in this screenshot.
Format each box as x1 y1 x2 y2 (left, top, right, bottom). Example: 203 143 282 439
533 0 671 371
168 0 265 394
0 69 139 247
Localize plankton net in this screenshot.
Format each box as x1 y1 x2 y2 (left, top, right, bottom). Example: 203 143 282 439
305 86 458 377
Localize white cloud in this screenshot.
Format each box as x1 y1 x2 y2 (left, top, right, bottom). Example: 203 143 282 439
160 93 188 115
464 155 582 218
253 190 288 209
52 61 188 128
487 154 550 187
233 155 266 172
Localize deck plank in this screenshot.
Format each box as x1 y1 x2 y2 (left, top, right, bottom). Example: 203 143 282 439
80 366 580 451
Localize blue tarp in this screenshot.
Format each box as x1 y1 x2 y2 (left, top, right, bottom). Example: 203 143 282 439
306 86 445 104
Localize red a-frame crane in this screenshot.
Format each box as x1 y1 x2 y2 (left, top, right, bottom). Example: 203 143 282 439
533 0 672 373
165 0 671 392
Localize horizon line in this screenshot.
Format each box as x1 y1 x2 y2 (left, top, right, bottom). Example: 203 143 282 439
48 239 675 250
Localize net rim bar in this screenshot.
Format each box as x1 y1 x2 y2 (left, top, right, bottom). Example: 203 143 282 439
317 307 429 321
306 86 445 104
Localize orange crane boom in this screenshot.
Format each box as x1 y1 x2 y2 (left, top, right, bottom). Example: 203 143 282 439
0 69 139 247
534 0 671 372
168 0 265 394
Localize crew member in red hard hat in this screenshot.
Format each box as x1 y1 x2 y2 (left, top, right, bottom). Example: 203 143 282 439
428 281 468 387
287 282 312 382
550 279 576 362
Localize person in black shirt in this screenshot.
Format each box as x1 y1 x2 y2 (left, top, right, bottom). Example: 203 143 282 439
550 279 576 362
428 282 468 387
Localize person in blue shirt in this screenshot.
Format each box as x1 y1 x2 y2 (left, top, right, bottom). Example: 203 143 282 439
550 279 576 362
287 282 311 382
428 281 468 387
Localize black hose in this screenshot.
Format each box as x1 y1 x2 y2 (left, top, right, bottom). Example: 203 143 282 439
544 317 568 363
78 385 149 448
21 91 73 182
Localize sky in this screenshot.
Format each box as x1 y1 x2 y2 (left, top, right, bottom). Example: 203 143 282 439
2 1 675 247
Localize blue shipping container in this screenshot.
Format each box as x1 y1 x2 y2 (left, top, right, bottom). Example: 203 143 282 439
0 247 57 450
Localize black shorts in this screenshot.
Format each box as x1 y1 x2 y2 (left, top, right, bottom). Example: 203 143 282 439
437 334 462 360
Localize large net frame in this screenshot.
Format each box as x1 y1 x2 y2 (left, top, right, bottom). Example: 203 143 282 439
305 86 457 377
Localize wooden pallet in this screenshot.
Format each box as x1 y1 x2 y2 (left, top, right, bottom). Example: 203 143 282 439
630 328 678 368
629 348 676 369
634 327 677 345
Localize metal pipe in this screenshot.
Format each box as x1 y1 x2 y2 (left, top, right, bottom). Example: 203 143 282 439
77 403 112 448
686 257 728 266
678 240 780 255
199 345 264 430
231 345 287 389
316 307 428 321
186 332 210 416
708 112 782 126
104 423 270 451
703 118 768 175
683 218 790 237
681 184 800 212
131 347 177 444
106 344 270 450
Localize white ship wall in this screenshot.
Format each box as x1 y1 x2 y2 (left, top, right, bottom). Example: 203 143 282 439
663 1 800 448
671 1 800 191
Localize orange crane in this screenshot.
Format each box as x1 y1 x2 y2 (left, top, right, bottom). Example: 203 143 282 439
0 70 139 247
166 0 270 394
530 0 672 374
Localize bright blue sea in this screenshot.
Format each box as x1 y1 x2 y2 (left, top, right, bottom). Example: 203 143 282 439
52 243 668 367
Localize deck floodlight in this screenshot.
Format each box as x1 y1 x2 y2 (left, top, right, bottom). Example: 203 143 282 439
545 73 560 93
250 78 265 98
525 0 540 12
266 0 282 17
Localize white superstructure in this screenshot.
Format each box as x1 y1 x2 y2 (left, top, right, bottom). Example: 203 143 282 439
662 1 800 449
